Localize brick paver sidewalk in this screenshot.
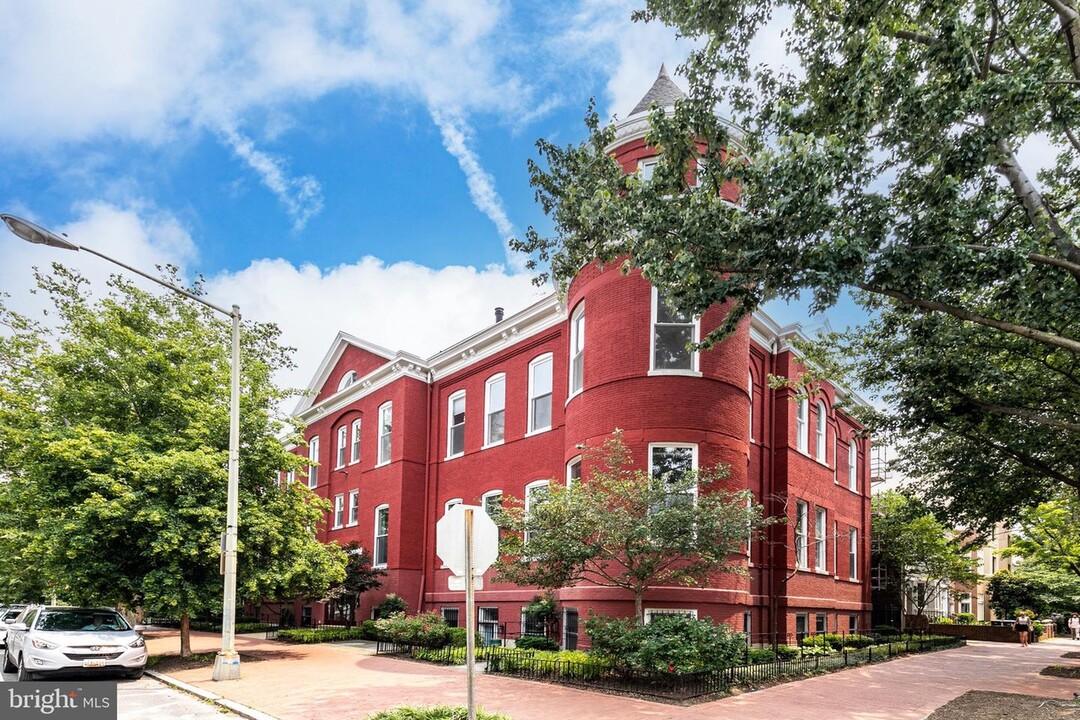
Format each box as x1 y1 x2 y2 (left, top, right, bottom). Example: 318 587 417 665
145 632 1080 720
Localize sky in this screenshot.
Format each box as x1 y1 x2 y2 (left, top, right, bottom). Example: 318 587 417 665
0 0 866 397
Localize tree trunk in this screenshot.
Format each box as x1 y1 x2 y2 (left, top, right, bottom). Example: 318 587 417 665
180 613 191 658
635 592 644 625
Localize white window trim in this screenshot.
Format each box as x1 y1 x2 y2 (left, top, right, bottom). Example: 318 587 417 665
524 479 550 545
569 302 585 398
647 442 699 498
848 439 858 492
337 370 358 392
307 436 320 489
795 500 808 569
526 353 554 436
649 287 701 376
483 374 506 448
832 519 839 579
286 469 295 485
374 504 389 568
445 498 463 514
644 608 698 624
446 390 466 460
332 493 345 529
815 400 828 463
748 371 755 443
566 455 582 488
347 489 360 527
350 419 362 465
815 507 827 572
849 528 858 580
336 425 348 469
481 489 503 516
377 402 392 467
796 398 809 454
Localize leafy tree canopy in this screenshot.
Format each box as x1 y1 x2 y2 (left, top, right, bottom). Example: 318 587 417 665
987 569 1051 617
493 432 768 623
871 490 979 618
0 266 345 654
1008 490 1080 578
512 0 1080 527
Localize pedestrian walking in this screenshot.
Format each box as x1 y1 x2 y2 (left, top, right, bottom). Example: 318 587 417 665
1015 611 1033 647
1068 613 1080 641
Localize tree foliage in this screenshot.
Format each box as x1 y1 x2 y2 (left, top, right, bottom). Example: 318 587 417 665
323 542 385 625
1008 490 1080 578
871 491 979 619
0 266 346 654
493 432 768 622
987 570 1051 617
512 0 1080 526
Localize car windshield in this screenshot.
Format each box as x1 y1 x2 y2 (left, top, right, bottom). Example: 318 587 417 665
36 611 130 632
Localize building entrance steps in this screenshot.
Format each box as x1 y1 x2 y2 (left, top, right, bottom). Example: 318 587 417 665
145 632 1080 720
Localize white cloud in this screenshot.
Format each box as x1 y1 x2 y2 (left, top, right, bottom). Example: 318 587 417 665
204 256 546 395
0 203 198 324
0 0 538 241
430 109 522 270
3 202 547 402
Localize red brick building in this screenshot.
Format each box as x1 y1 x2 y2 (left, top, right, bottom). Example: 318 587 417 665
278 68 872 646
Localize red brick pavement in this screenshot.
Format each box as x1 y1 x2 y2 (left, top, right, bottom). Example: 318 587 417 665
145 632 1080 720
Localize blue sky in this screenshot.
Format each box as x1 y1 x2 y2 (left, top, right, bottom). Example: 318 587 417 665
0 0 867 393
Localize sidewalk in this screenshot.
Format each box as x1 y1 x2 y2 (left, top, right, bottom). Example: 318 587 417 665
145 632 1080 720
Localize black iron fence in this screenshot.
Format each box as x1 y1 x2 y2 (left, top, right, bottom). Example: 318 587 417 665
264 619 358 640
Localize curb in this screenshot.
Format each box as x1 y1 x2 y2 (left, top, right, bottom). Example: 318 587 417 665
145 670 280 720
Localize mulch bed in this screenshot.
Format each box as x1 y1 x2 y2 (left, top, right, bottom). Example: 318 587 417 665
148 650 292 674
927 691 1080 720
1041 665 1080 679
1062 652 1080 660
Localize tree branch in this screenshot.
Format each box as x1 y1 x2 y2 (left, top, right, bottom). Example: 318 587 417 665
962 429 1078 488
963 243 1080 275
857 283 1080 354
959 394 1080 432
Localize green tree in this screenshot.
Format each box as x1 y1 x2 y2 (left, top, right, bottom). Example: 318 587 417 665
871 491 979 621
1008 492 1080 579
493 432 767 623
512 0 1080 526
323 542 386 625
987 570 1050 617
0 266 346 656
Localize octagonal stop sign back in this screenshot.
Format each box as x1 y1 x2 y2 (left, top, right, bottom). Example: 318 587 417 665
436 504 499 578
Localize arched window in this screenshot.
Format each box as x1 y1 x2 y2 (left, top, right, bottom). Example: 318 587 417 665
748 371 755 442
447 390 466 458
815 400 827 462
528 354 553 434
337 371 358 392
569 302 585 395
796 398 809 453
485 374 506 446
377 402 392 466
848 438 858 491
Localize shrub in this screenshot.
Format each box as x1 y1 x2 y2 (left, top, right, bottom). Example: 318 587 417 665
277 627 368 643
936 617 955 624
874 625 900 636
363 705 511 720
775 645 799 660
797 644 834 657
744 648 776 664
376 594 409 619
360 620 380 639
515 635 559 651
953 613 976 625
376 612 452 648
800 633 846 650
585 613 744 673
1033 621 1044 637
842 634 875 649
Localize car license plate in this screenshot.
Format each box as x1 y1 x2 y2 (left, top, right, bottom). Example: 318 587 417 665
82 659 106 668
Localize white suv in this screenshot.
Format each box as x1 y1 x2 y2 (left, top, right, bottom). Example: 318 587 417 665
3 606 147 680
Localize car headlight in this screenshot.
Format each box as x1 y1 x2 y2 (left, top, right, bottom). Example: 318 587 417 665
31 638 58 650
128 636 145 648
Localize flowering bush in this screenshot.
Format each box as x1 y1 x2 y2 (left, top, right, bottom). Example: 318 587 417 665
375 612 452 648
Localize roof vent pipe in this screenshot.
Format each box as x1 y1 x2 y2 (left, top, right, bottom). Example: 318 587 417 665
495 307 504 323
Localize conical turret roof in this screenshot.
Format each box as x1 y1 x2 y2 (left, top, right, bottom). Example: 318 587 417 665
629 64 686 116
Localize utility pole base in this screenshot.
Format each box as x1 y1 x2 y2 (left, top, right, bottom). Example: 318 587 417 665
211 651 241 681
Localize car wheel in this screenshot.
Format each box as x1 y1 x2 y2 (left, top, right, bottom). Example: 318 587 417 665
2 649 15 674
16 655 34 682
126 668 144 680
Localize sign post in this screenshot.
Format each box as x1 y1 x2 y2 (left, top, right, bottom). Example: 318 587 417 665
465 508 476 720
436 504 498 720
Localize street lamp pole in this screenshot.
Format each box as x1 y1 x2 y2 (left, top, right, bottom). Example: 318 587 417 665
1 213 244 681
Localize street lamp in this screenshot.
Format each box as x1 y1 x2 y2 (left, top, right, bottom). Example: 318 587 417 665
2 213 244 681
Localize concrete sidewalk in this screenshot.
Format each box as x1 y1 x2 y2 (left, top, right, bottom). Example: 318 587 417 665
145 632 1080 720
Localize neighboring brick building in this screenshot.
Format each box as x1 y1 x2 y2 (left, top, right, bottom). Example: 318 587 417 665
274 68 873 646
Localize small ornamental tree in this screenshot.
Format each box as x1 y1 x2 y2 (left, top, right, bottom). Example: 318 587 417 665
494 432 767 623
323 542 386 625
1009 492 1080 580
987 570 1051 618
